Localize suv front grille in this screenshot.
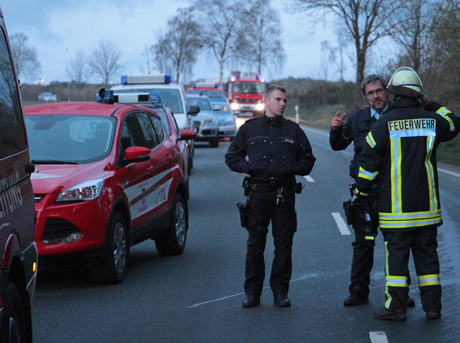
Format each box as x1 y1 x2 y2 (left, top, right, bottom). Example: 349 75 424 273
42 218 81 240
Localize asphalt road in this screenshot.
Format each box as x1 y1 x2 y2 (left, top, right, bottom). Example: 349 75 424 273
32 126 460 343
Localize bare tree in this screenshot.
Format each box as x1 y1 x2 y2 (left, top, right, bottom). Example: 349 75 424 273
192 0 251 83
424 0 460 101
243 0 286 76
390 0 438 72
66 50 90 86
89 38 123 84
288 0 399 84
150 7 203 83
140 47 152 75
9 33 41 82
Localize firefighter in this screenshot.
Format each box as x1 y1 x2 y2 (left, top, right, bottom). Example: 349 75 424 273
330 74 416 307
225 85 315 308
355 67 460 321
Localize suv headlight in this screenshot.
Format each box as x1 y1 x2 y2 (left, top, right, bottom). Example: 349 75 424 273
203 118 217 125
255 103 265 111
56 179 104 203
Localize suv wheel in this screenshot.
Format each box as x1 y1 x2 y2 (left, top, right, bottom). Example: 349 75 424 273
0 283 27 343
91 212 129 284
155 193 188 256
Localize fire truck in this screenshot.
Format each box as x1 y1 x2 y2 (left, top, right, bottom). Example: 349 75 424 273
227 71 266 117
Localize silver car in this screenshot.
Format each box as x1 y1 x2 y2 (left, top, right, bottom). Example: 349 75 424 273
211 101 237 139
186 94 219 148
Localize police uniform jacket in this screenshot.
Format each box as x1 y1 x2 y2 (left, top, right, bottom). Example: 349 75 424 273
225 114 316 183
356 97 460 231
330 106 384 179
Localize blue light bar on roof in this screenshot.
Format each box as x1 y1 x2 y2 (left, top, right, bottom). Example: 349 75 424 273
121 75 172 85
103 89 114 104
148 92 161 103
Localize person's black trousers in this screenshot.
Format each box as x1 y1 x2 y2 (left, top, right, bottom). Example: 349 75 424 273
244 189 296 298
383 226 442 313
349 230 374 297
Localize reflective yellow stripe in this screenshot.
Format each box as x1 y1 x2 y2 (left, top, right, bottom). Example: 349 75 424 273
418 274 441 287
379 210 442 229
358 166 379 181
384 242 392 309
390 137 402 213
365 235 375 241
366 132 376 148
353 187 369 196
436 107 455 131
424 136 438 211
386 275 409 287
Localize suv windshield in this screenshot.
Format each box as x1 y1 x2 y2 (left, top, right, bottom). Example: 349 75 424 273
186 98 211 111
25 115 116 164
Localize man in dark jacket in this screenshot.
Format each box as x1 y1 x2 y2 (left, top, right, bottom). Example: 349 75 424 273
225 85 316 308
355 67 460 321
329 74 409 307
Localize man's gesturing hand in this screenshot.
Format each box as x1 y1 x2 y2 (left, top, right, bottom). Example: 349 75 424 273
331 111 347 131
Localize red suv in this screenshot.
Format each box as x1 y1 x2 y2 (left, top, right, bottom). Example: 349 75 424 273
24 101 196 284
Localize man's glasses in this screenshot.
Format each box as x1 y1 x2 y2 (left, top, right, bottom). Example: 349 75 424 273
365 88 386 98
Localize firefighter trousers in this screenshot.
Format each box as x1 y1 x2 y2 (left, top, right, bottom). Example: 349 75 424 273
244 189 296 298
383 226 442 313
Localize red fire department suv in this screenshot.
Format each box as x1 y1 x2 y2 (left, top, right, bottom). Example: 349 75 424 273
25 101 196 284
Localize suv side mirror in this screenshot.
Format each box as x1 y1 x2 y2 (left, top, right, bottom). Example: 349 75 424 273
124 146 151 162
178 128 197 141
212 104 222 112
187 105 200 116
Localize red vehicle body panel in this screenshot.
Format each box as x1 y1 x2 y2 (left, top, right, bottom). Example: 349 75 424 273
25 102 185 257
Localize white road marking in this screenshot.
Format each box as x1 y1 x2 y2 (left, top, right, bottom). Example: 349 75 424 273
369 331 389 343
186 274 320 309
438 167 460 178
303 175 315 182
332 212 351 235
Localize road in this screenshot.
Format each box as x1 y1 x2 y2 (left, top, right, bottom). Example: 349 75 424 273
32 126 460 343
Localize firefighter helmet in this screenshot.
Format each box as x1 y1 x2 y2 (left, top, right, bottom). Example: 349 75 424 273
387 67 425 98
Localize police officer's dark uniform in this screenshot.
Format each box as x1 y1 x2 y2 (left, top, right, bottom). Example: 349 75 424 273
330 105 385 305
355 67 460 321
225 114 315 307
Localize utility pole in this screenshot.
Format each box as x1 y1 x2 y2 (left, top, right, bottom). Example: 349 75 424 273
66 48 70 102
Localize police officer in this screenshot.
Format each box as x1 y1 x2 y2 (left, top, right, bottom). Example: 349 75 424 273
225 85 316 308
330 74 406 306
355 67 460 321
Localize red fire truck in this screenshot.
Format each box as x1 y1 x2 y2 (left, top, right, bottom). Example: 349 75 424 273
227 71 266 117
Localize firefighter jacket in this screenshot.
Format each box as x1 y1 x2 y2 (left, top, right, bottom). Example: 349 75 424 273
356 97 460 231
330 105 388 179
225 114 316 183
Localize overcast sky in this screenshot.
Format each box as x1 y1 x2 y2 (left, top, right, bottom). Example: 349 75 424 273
2 0 352 84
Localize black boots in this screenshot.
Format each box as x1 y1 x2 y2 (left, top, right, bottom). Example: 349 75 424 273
242 295 260 308
274 294 291 307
